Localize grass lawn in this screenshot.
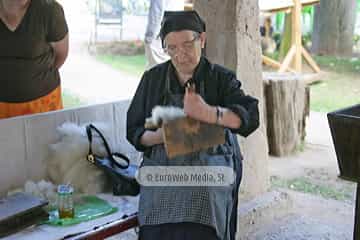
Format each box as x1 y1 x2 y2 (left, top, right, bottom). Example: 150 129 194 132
265 52 360 112
270 175 354 201
95 52 360 113
310 56 360 112
96 54 146 77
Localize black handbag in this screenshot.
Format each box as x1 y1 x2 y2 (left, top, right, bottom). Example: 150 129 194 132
86 124 140 196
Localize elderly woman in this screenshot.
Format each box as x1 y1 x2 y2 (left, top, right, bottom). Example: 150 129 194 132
0 0 68 119
127 11 259 240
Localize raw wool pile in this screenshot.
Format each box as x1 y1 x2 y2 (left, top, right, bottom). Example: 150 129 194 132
25 180 57 207
47 122 112 195
7 180 57 208
24 180 57 203
145 106 185 127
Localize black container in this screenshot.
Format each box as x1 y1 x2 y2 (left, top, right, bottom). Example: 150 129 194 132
328 104 360 240
327 104 360 182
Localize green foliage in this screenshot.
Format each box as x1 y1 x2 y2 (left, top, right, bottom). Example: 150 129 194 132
274 6 315 33
302 6 313 15
275 12 285 31
355 35 360 44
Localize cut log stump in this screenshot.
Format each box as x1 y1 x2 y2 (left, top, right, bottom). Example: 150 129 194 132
264 73 309 156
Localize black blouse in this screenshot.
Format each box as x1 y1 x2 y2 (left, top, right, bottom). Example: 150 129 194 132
126 57 259 152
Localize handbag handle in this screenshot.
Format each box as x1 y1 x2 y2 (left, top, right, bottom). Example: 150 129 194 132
86 124 130 169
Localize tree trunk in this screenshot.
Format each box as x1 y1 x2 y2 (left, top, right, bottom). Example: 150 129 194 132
312 0 357 56
194 0 269 200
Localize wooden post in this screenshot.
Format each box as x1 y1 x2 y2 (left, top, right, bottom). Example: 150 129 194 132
292 0 302 72
276 0 321 73
302 46 321 73
279 45 296 73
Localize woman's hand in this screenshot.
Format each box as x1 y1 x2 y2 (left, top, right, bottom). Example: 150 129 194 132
183 87 216 124
140 128 164 147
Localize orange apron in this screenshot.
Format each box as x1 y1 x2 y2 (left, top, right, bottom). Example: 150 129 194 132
0 86 63 119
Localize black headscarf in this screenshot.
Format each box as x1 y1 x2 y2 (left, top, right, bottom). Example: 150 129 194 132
159 10 206 47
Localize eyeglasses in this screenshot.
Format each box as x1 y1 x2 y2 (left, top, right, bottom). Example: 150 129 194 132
164 36 200 57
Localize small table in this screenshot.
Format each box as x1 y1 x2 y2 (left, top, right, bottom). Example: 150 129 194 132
2 194 138 240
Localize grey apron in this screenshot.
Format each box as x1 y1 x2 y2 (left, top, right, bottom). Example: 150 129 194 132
138 65 237 240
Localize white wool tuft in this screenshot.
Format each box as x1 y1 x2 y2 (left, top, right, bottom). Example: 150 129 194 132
151 106 185 125
46 122 112 194
24 180 57 206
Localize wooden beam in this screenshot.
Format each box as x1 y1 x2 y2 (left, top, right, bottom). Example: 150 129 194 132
302 46 321 73
261 0 321 74
279 45 296 73
262 55 295 73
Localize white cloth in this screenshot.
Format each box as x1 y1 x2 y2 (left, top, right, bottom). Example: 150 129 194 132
144 0 184 69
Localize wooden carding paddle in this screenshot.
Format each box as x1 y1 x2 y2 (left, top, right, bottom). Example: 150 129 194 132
162 117 225 158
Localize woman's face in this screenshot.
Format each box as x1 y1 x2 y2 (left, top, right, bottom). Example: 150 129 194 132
164 30 206 76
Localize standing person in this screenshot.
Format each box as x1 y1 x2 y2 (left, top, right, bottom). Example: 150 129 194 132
127 11 259 240
144 0 184 69
0 0 68 119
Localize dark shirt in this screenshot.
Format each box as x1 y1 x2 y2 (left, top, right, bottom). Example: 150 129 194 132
0 0 68 102
127 57 260 153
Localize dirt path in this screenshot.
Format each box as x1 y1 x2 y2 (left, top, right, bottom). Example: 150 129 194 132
257 111 357 239
59 0 142 105
246 190 354 240
60 44 140 104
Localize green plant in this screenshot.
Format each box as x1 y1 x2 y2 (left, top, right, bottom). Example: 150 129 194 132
270 176 354 201
274 6 315 33
275 12 285 32
354 35 360 44
302 6 315 32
